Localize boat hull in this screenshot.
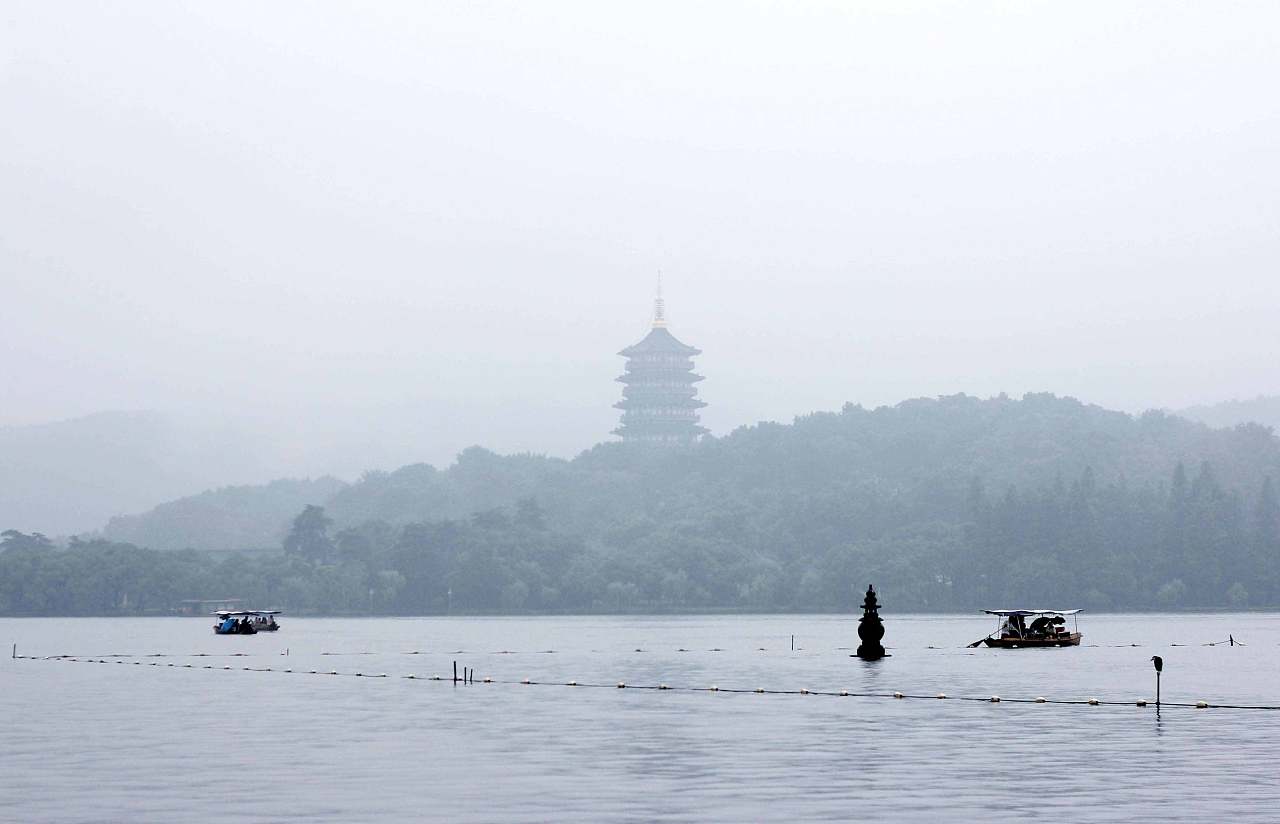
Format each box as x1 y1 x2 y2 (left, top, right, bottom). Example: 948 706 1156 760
983 633 1081 648
213 625 257 635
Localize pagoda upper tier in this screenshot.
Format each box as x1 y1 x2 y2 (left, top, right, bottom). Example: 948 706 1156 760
613 297 708 444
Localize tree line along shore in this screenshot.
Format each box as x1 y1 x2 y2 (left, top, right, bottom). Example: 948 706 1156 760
3 393 1279 615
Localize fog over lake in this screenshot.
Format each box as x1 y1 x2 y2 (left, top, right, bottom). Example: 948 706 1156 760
4 1 1278 476
4 4 1280 821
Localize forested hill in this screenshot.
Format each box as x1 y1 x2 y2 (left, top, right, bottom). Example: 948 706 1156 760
32 392 1275 614
324 392 1280 537
97 392 1279 551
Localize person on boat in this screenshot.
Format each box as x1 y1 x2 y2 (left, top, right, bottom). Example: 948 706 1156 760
219 615 236 633
1029 616 1052 637
1001 614 1026 639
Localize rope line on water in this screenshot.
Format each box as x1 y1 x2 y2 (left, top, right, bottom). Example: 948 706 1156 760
21 639 1260 660
16 654 1280 712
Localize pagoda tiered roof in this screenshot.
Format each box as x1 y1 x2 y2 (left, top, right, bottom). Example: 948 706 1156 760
617 326 701 357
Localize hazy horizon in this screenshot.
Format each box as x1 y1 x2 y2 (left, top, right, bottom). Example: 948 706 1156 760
4 1 1278 475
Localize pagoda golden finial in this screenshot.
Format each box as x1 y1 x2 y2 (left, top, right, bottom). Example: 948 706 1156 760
652 269 667 328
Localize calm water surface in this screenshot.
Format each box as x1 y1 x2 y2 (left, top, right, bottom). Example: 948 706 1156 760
3 613 1279 822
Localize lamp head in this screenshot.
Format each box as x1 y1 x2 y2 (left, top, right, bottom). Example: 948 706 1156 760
1151 655 1163 672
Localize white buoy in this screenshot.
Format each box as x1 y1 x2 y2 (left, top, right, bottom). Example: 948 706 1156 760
522 678 531 684
936 693 947 699
407 674 417 679
893 692 904 699
1136 699 1147 706
990 696 1001 703
659 684 670 690
568 680 578 686
1034 697 1046 703
839 690 849 696
800 688 810 695
1087 698 1100 705
1196 701 1209 709
754 687 765 693
710 685 720 692
617 682 626 689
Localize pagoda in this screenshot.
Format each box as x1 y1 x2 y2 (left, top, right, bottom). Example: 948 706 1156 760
613 284 708 444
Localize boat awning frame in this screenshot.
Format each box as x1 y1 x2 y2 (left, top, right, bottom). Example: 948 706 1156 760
214 610 282 617
982 609 1081 616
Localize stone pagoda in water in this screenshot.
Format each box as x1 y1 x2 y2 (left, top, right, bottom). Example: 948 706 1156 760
855 584 888 660
613 282 708 444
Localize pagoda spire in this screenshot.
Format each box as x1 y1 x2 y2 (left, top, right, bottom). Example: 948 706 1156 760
652 269 667 328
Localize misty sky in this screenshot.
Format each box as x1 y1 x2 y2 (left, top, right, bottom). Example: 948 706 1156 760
3 1 1277 475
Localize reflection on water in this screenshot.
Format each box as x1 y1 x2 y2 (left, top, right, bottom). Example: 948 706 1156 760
3 613 1280 822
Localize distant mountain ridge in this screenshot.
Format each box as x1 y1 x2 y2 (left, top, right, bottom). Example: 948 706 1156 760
1177 395 1280 432
102 476 347 550
91 393 1280 552
0 411 289 536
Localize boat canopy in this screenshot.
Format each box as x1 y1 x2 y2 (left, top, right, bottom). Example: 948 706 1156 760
983 609 1081 616
214 609 282 617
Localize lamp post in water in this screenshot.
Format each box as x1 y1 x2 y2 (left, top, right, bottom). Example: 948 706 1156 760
1151 655 1163 707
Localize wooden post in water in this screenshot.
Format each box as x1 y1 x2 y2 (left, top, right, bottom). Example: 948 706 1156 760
791 635 794 651
453 660 458 684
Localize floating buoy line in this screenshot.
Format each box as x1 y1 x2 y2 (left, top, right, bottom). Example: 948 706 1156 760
9 637 1260 662
13 653 1280 712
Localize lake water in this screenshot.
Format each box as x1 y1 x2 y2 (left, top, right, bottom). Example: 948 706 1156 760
3 613 1279 822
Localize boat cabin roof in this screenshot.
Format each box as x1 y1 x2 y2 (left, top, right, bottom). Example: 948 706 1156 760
983 609 1080 616
214 610 282 617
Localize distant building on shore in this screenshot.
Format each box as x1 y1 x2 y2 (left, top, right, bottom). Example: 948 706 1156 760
613 282 708 444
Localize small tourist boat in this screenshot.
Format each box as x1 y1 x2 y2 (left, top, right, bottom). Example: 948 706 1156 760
213 610 281 635
977 609 1081 648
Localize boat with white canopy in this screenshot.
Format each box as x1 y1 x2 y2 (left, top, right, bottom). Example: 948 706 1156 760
975 609 1081 648
213 610 281 635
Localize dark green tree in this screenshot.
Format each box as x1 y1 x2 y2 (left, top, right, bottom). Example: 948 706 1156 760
283 505 334 563
0 530 53 552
